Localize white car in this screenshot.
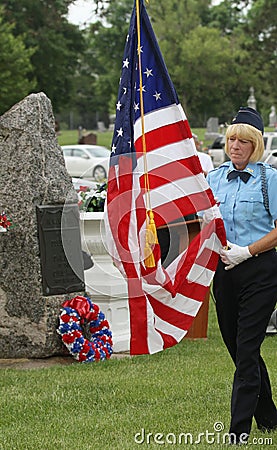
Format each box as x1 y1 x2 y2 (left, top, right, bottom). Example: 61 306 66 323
208 131 277 167
71 178 97 191
264 150 277 169
62 145 110 181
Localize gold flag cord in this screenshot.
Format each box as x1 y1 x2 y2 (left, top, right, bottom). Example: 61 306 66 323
135 0 158 268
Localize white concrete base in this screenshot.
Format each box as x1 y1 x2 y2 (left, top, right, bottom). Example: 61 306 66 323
80 212 130 353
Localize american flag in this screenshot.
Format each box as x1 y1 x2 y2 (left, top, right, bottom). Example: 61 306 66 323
105 0 226 355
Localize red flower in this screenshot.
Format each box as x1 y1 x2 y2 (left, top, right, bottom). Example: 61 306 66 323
78 351 88 362
62 333 75 344
71 315 79 322
62 296 91 318
60 314 71 323
94 347 101 360
86 311 98 322
82 341 91 353
0 212 12 229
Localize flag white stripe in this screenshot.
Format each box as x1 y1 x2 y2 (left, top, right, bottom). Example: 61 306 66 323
143 282 202 317
127 171 145 271
197 231 223 263
187 264 214 286
143 173 208 210
145 301 164 354
134 103 188 140
136 139 197 174
186 232 223 285
154 316 187 341
159 228 222 286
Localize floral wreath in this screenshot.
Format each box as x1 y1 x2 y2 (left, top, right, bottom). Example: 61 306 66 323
0 211 13 232
57 295 113 362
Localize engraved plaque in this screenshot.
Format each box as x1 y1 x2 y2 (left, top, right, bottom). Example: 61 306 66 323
36 204 85 296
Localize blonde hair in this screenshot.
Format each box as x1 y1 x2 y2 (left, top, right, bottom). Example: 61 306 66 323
225 123 264 162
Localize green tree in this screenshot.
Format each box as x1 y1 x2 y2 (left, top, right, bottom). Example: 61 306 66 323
1 0 85 112
146 0 255 124
59 0 276 127
206 0 249 33
0 12 36 114
207 0 276 117
72 0 133 127
173 26 253 124
242 0 277 116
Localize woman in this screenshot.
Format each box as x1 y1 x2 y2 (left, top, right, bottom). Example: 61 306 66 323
206 107 277 445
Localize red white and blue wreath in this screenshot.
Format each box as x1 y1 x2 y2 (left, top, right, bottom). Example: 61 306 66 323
57 295 113 362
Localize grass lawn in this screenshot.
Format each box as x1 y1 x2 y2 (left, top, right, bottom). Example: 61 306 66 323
57 130 114 148
1 300 276 449
57 128 211 150
57 126 275 150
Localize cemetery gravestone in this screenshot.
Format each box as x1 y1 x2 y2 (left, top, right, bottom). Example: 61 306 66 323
0 92 84 358
269 106 276 128
204 117 220 141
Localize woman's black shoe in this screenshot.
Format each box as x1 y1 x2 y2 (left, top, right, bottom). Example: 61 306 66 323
257 423 277 433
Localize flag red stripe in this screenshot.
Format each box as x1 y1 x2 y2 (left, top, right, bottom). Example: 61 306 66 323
148 295 198 331
135 120 192 153
128 283 149 355
195 246 220 271
138 156 203 191
153 192 215 227
156 330 178 350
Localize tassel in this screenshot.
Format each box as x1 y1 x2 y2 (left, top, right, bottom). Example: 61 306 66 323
144 210 158 268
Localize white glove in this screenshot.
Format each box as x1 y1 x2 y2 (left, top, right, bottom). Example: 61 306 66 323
220 241 252 270
202 204 222 225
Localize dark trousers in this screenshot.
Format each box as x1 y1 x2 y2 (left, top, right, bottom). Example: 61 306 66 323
213 250 277 437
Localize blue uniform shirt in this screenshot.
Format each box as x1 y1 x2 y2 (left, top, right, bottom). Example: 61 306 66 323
207 161 277 247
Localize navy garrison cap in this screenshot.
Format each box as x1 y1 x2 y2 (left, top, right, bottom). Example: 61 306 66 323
232 106 264 134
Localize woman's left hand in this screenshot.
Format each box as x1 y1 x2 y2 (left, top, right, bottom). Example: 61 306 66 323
220 241 252 270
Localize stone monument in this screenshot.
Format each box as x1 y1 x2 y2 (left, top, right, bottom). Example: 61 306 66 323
247 86 256 110
0 92 84 358
204 117 219 141
269 106 276 128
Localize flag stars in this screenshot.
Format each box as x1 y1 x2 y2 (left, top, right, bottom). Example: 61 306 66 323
137 85 146 92
117 127 124 137
122 87 127 95
137 46 143 54
153 91 162 101
111 144 116 153
116 101 122 111
134 102 139 112
123 58 129 68
144 67 153 78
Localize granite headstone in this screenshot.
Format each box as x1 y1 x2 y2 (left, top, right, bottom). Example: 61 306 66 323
204 117 220 141
0 92 84 358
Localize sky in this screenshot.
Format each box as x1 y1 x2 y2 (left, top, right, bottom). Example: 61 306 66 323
68 0 96 27
68 0 223 27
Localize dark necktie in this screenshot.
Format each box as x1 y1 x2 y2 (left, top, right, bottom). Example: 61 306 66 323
227 171 251 183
